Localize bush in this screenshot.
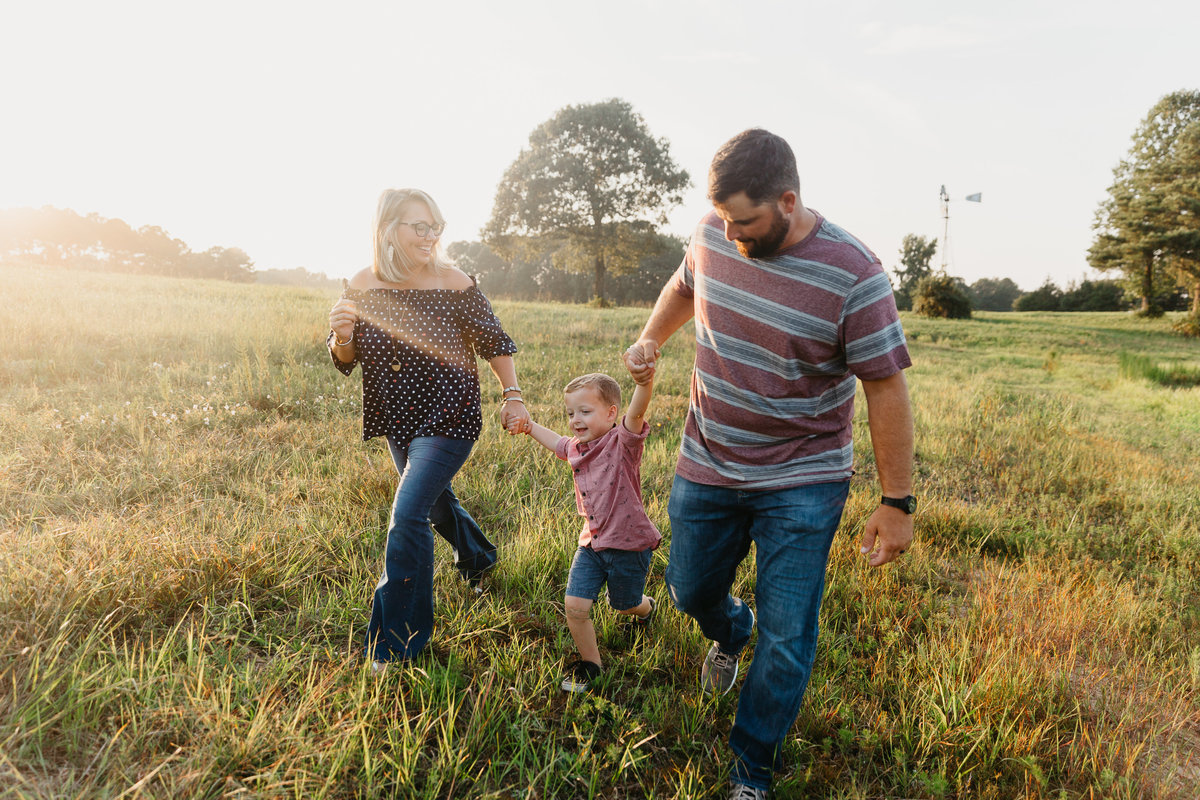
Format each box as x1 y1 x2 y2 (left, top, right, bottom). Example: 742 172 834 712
1172 314 1200 338
913 274 972 319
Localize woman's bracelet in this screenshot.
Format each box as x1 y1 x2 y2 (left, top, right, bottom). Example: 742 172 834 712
501 385 522 395
501 397 525 404
331 330 354 347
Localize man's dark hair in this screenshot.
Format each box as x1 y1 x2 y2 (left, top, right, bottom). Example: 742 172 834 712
707 128 800 204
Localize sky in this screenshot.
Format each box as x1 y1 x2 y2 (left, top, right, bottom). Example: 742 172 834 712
2 0 1198 291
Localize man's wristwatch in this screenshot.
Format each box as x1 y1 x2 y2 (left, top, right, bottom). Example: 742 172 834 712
880 494 917 514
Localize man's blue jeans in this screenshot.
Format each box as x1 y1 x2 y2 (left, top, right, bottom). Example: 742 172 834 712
665 475 850 790
365 436 496 662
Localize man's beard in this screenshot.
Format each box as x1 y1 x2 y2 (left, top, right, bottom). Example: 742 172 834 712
734 207 790 259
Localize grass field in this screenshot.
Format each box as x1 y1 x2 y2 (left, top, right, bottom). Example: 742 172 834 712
1 260 1198 799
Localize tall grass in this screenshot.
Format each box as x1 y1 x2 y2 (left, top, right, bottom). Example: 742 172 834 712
1118 352 1200 388
1 261 1198 798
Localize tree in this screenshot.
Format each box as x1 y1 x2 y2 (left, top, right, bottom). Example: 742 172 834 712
912 273 971 318
1014 279 1063 312
191 246 254 282
1059 278 1129 311
968 277 1023 311
608 233 686 305
892 234 937 310
1089 91 1200 315
484 98 689 305
1160 120 1200 314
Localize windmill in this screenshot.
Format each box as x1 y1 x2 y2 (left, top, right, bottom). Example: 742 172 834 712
939 185 982 270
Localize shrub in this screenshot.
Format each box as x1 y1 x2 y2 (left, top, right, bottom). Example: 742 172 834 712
913 274 972 319
1171 314 1200 338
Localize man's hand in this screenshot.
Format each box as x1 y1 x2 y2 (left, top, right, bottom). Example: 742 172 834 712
859 505 913 567
623 340 660 385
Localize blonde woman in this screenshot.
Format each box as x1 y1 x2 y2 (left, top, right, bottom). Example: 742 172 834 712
328 188 529 668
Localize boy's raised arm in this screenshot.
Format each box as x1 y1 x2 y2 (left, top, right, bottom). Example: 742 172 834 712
622 350 654 434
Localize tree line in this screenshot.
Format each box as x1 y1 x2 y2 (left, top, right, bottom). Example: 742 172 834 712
450 235 685 306
6 91 1196 323
889 232 1147 315
0 206 255 282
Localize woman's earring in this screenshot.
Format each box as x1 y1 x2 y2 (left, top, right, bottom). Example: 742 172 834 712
387 244 395 263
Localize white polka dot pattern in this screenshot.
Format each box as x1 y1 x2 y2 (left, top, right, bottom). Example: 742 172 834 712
329 284 517 443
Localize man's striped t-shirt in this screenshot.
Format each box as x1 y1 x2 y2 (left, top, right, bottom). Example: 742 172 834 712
670 209 911 490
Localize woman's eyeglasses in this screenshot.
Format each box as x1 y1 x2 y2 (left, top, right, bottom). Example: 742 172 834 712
398 221 446 239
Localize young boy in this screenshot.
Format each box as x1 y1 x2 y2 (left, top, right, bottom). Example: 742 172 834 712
512 368 660 693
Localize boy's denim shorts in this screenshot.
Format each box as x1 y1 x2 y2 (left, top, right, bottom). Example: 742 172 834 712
565 545 652 610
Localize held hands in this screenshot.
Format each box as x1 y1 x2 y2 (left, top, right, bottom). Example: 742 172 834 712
506 416 533 435
859 505 914 567
499 399 531 436
623 340 660 385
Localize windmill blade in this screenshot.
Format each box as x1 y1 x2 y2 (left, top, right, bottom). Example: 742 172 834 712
965 192 982 202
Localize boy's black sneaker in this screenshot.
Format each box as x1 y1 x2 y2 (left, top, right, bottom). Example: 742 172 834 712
560 659 601 693
634 596 657 629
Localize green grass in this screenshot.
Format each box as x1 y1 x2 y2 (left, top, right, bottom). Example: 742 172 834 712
1118 352 1200 388
2 261 1198 798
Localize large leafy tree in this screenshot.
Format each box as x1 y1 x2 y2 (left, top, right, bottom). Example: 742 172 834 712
1159 120 1200 313
891 234 937 310
1088 91 1200 315
484 98 689 305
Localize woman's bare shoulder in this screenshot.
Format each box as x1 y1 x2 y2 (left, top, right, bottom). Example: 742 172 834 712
348 267 380 289
442 267 476 291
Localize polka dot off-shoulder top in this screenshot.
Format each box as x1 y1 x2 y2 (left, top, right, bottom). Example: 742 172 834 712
328 282 518 443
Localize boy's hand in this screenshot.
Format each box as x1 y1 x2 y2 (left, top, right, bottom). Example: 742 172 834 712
506 417 533 435
624 341 659 385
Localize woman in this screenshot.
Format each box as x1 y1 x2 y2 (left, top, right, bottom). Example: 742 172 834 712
328 188 529 668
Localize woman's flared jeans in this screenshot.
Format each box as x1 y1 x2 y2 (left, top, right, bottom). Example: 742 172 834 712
365 435 496 662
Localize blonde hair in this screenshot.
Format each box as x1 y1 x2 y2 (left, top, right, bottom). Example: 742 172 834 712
372 188 453 283
564 373 621 407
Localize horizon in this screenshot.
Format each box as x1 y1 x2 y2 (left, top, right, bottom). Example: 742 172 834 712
2 1 1198 293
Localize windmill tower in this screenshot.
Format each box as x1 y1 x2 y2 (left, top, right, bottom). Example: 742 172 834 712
939 185 982 271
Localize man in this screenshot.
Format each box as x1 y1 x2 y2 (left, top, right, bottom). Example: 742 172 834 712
624 128 915 799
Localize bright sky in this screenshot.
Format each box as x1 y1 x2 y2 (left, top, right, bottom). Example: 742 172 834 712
3 0 1197 291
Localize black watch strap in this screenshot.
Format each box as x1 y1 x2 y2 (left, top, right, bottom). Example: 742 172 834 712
881 494 917 514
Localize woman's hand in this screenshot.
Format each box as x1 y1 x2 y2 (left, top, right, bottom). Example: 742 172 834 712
329 298 358 343
500 398 531 435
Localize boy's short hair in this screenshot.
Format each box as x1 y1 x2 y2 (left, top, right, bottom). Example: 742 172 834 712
564 373 621 407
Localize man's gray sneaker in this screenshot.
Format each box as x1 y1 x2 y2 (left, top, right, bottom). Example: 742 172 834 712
729 781 769 800
701 643 740 695
703 607 755 695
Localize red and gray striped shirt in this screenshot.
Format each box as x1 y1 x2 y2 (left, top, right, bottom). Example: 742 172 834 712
671 210 911 490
